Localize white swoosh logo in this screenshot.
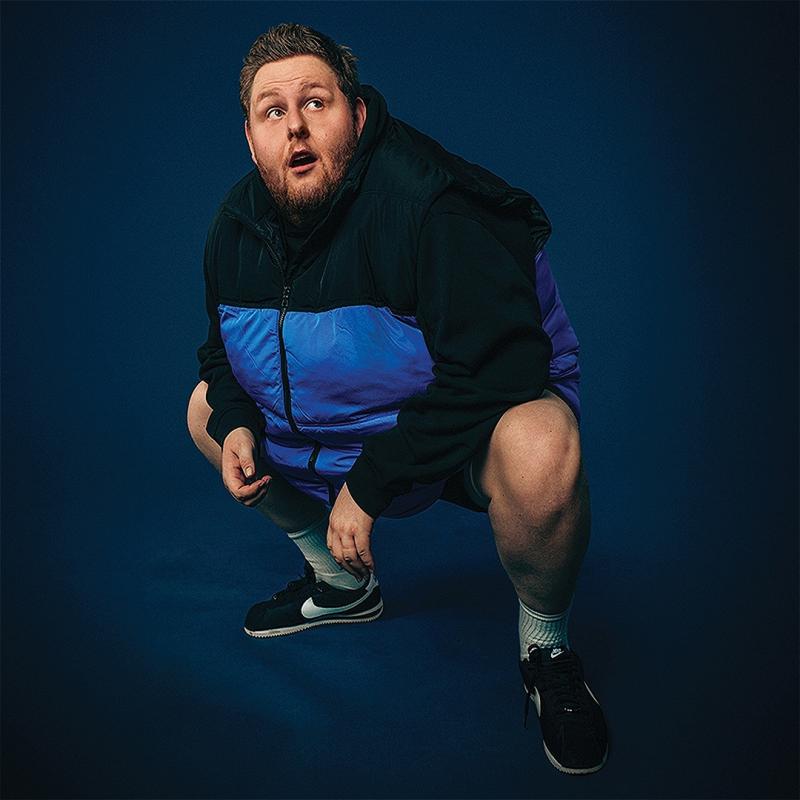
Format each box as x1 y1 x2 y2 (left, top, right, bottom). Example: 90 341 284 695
300 575 377 620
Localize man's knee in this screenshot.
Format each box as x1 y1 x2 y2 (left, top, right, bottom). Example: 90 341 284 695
187 381 212 448
482 391 581 509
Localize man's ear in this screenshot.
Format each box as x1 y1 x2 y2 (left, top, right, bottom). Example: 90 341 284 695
354 97 367 138
244 119 257 165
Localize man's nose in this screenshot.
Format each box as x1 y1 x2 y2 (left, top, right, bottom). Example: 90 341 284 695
286 107 309 139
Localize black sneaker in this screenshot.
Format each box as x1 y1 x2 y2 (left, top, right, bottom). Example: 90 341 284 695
243 563 383 638
519 645 608 774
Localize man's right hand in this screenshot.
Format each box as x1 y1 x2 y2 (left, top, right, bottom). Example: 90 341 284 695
221 427 271 507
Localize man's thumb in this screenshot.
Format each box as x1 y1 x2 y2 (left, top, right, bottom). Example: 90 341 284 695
238 448 256 478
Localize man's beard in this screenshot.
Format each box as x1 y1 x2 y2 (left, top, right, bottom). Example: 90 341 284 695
256 122 360 226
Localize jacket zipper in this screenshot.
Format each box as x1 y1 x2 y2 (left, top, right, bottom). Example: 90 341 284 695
257 223 337 504
306 443 337 506
253 233 300 435
278 282 300 434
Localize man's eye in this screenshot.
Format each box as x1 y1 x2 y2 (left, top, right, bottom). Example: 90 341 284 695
305 99 324 110
266 108 284 120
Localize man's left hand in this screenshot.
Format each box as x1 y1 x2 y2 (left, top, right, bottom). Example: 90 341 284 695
327 482 375 580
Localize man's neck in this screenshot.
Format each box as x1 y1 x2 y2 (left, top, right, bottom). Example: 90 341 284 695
280 204 325 233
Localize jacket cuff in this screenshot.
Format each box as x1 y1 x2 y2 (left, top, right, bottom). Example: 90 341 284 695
207 406 263 448
345 456 396 519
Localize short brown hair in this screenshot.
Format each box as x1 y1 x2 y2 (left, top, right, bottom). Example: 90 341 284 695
239 23 360 119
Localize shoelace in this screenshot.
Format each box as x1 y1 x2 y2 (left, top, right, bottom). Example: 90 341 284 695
271 573 314 602
523 650 586 728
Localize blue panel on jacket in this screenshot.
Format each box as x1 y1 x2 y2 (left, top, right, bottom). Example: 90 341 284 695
218 305 284 424
283 305 435 438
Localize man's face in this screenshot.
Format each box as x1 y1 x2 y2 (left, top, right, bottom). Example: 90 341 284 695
244 55 367 222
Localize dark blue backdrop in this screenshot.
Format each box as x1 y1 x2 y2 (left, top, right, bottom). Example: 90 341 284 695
2 2 797 798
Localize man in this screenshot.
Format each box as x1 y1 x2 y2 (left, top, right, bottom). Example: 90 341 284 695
187 23 608 775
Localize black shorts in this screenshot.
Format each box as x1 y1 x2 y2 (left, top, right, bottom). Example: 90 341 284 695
438 437 492 513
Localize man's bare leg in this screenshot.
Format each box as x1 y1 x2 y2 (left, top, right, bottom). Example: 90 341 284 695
478 389 589 615
186 381 224 471
476 388 607 774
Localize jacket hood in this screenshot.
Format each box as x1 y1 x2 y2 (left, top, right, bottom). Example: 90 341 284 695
220 84 550 254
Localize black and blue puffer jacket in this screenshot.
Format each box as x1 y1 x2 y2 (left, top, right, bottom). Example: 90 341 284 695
198 85 580 519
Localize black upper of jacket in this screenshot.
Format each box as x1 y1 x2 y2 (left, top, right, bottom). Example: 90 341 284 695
198 84 554 517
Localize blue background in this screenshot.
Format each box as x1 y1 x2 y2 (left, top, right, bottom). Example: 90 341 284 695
2 1 797 798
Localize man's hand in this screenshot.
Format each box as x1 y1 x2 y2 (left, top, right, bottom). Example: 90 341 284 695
221 427 271 507
327 482 375 580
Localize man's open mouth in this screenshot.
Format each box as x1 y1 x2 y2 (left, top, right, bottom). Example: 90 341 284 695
289 150 318 169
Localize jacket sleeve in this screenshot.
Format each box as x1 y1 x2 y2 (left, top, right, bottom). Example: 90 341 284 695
345 203 553 518
196 214 265 447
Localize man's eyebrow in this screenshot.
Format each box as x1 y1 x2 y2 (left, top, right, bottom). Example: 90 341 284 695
253 82 334 104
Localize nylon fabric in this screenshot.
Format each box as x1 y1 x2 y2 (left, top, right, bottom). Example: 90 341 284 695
283 306 435 434
199 83 581 518
217 305 284 421
534 249 581 423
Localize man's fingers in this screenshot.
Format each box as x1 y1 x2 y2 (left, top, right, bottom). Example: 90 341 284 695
342 549 368 579
228 439 257 479
353 530 375 572
221 429 269 505
238 452 257 479
340 557 366 580
327 529 362 579
242 482 270 507
328 524 343 563
340 537 368 579
230 475 270 503
234 475 269 496
221 454 248 492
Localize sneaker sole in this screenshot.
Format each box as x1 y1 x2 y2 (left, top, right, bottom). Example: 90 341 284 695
244 600 384 638
525 684 608 775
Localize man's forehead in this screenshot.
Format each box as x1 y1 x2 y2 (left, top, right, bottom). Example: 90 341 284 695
251 55 339 99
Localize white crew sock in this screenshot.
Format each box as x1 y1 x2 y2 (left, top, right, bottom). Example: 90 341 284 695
251 474 364 590
518 598 572 659
285 516 364 590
